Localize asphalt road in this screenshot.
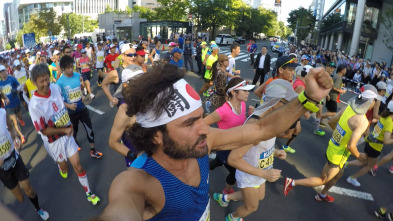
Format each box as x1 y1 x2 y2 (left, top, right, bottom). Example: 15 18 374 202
1 40 392 221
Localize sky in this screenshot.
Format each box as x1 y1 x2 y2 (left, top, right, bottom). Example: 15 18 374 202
261 0 314 24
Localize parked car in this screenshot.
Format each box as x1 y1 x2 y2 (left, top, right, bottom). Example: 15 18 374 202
272 42 288 52
215 34 235 45
233 36 246 44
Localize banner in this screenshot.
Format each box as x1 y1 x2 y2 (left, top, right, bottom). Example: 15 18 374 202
23 33 35 48
274 0 281 7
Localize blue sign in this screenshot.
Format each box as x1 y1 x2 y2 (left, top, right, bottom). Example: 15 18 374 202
23 33 35 48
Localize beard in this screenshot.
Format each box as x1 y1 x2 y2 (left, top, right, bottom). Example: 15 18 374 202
162 130 208 159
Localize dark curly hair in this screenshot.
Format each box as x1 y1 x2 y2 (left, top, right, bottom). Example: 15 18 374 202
123 63 186 155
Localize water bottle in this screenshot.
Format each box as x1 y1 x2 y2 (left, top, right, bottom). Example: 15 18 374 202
205 100 211 114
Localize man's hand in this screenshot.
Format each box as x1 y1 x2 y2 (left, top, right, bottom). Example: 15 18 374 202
68 103 77 111
235 70 241 75
111 97 119 106
275 149 287 160
357 152 367 163
304 67 333 102
63 127 73 137
14 137 22 151
261 169 281 182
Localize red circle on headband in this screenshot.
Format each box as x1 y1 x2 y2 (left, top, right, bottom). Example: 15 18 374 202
186 84 200 101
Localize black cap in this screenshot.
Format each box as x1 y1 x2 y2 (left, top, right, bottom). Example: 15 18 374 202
275 56 299 69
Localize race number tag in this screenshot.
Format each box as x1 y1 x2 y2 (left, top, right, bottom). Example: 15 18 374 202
68 87 82 103
0 136 11 156
2 84 12 95
331 124 346 146
52 108 71 128
258 148 274 169
97 56 103 62
17 76 27 84
372 121 383 138
111 61 115 67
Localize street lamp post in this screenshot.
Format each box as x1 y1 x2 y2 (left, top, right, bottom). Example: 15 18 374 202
61 5 73 40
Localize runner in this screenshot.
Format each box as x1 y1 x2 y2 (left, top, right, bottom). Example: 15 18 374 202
57 55 103 158
108 64 144 167
227 43 241 82
206 77 255 196
28 64 101 206
98 64 333 220
346 100 393 186
77 49 95 99
0 65 25 144
12 60 28 111
94 42 105 86
213 80 293 221
149 40 161 66
169 47 184 68
50 50 61 82
198 45 219 96
0 107 49 220
284 85 381 202
104 44 118 73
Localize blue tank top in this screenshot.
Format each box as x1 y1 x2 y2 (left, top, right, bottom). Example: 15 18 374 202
131 153 210 221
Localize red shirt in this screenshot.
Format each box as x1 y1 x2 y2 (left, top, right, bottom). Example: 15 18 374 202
104 53 119 71
292 79 306 91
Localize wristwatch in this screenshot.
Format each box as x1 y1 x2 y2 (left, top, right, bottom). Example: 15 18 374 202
298 91 319 113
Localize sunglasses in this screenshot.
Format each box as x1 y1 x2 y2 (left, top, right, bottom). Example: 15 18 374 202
125 53 137 57
279 58 296 69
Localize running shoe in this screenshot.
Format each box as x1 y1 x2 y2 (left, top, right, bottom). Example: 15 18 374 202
346 176 361 187
21 136 25 144
370 165 378 176
97 81 101 87
222 188 235 195
36 209 49 220
203 91 210 97
87 192 101 205
213 193 229 207
19 120 25 126
314 194 334 203
389 166 393 174
58 168 68 179
225 213 244 221
283 177 294 196
90 93 95 100
375 208 386 219
313 129 325 136
343 161 349 169
78 147 81 151
388 213 393 221
90 150 103 159
84 88 88 96
282 145 295 153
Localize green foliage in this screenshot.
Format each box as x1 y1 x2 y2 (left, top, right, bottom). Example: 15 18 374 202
60 13 98 38
155 0 191 21
287 7 316 44
5 43 11 50
132 5 157 21
381 7 393 51
321 13 342 31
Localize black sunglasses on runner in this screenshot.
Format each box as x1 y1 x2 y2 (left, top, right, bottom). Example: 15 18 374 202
125 53 137 57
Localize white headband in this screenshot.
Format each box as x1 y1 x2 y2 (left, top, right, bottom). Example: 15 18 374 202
136 79 202 128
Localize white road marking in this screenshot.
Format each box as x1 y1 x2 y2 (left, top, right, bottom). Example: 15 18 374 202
339 100 348 105
314 185 374 201
86 105 105 115
251 99 260 102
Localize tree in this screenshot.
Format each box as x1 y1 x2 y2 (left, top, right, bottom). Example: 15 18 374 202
381 7 393 51
287 7 316 44
5 43 11 50
155 0 191 21
60 13 98 38
132 5 157 21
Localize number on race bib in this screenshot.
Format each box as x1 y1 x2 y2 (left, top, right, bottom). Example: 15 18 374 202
2 85 12 95
331 124 346 146
0 140 11 156
259 154 274 169
53 109 71 128
372 121 383 138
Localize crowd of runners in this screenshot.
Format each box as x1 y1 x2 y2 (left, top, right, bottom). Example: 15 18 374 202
0 35 392 221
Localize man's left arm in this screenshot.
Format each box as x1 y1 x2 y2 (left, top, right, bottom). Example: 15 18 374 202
266 55 271 73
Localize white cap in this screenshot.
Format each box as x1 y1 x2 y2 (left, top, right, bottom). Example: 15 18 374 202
0 65 5 71
13 59 21 66
25 49 30 53
121 43 131 54
53 50 60 56
376 81 387 90
388 101 393 112
226 80 255 96
122 64 143 83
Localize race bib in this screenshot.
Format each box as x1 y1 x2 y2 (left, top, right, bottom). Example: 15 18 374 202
52 108 71 128
258 147 274 169
68 87 82 103
331 124 346 146
372 121 383 138
1 84 12 95
17 76 27 84
0 136 11 156
111 61 115 67
82 63 89 69
97 56 103 62
199 199 210 221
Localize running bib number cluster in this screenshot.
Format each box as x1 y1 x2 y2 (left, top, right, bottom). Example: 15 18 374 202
331 124 346 146
68 87 82 103
258 148 274 169
17 76 27 84
97 56 103 62
199 199 210 221
52 108 71 128
1 84 12 95
0 136 11 156
372 121 383 138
